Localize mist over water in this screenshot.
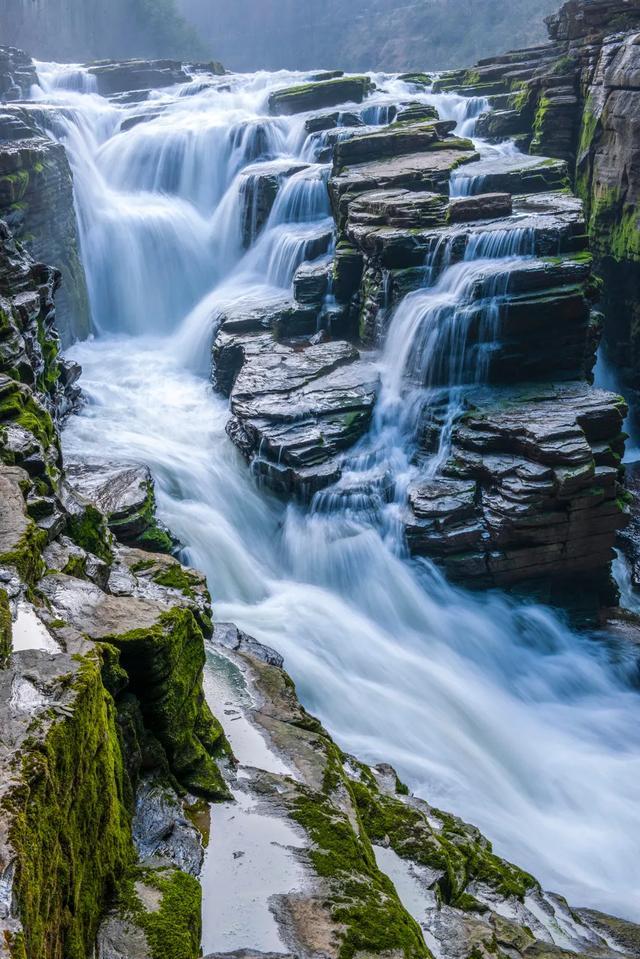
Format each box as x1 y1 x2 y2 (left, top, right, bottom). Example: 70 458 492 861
35 65 640 921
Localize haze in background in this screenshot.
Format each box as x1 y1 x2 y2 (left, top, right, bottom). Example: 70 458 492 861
1 0 560 70
0 0 204 62
177 0 561 71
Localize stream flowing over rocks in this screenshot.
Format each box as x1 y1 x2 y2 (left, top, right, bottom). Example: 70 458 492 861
1 2 640 957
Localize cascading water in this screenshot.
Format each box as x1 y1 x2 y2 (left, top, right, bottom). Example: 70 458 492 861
32 66 640 928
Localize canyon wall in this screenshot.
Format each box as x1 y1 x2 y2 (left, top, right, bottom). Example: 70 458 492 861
437 0 640 400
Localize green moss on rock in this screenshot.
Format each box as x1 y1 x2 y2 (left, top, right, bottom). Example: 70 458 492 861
290 743 431 959
116 867 202 959
351 779 536 910
4 653 134 959
0 521 47 585
67 505 114 564
104 607 231 799
0 588 11 668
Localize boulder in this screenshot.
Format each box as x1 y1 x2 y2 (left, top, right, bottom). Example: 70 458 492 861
87 59 189 96
268 76 373 115
406 383 628 592
63 461 176 554
448 192 513 222
333 120 457 168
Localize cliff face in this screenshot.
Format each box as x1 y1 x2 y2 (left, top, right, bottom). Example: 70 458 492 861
439 0 640 394
0 220 227 958
0 100 91 345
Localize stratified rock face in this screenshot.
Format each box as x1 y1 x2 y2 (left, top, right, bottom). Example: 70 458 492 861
268 75 374 115
447 0 640 390
406 384 628 590
0 88 91 344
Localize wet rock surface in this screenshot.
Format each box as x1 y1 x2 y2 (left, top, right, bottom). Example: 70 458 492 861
407 383 628 591
268 75 373 115
0 98 90 343
195 627 638 959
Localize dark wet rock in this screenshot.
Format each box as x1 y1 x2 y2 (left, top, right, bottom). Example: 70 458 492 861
395 101 439 124
448 192 513 223
407 383 629 592
239 160 308 245
347 188 449 229
616 460 640 590
0 109 91 343
453 156 569 196
214 621 284 667
216 331 378 500
333 120 457 168
268 75 373 115
293 259 331 305
132 775 203 876
329 145 478 229
63 461 176 554
87 58 189 96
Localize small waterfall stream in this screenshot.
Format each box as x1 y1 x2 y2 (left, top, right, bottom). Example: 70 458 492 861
31 65 640 929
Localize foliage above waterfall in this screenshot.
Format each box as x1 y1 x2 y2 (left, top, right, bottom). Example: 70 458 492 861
176 0 560 72
0 0 204 62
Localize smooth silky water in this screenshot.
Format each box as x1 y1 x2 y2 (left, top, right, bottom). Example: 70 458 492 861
31 65 640 924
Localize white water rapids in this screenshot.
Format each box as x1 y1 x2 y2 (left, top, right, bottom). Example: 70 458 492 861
31 64 640 923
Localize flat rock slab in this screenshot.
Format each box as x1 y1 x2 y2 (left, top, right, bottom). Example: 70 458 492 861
268 76 373 115
329 147 478 226
87 59 189 95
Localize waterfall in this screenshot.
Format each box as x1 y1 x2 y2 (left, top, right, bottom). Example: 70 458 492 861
33 62 640 927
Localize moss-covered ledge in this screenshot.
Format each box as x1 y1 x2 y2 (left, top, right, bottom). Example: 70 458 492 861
0 642 135 959
37 571 231 800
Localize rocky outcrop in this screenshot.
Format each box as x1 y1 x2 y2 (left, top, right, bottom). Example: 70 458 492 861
0 47 37 101
86 59 190 96
193 622 640 959
268 75 374 115
0 222 227 958
0 84 91 344
445 0 640 393
406 383 628 596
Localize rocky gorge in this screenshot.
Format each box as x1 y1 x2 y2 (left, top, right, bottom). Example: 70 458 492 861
1 1 640 957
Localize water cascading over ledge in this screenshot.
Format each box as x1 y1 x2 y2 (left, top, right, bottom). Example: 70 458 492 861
0 29 639 959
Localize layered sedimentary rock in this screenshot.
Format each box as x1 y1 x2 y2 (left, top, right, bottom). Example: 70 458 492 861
213 66 628 602
0 222 228 958
442 0 640 391
0 63 91 343
407 384 628 589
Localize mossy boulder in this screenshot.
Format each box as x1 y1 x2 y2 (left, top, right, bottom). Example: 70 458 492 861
268 76 374 115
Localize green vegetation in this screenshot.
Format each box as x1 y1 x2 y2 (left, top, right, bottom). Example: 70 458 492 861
67 505 114 564
1 0 205 62
0 522 47 585
104 607 231 799
152 563 200 598
3 653 134 959
116 868 201 959
0 588 11 667
290 743 431 959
